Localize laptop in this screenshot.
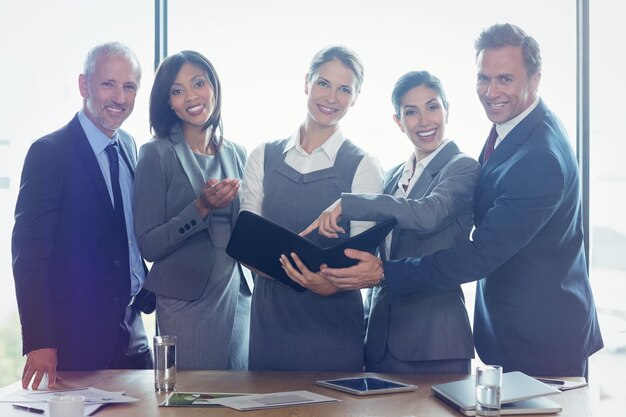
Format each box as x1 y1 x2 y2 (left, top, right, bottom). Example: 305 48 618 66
431 371 562 416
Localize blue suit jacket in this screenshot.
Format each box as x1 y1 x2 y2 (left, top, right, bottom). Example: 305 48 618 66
384 100 603 376
12 114 142 370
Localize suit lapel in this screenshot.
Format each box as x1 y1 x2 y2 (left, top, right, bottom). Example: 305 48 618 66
477 100 548 190
383 164 403 195
217 140 246 227
407 165 435 200
412 141 461 197
169 125 206 199
117 131 137 175
218 140 240 179
71 116 116 222
217 140 254 291
379 164 404 259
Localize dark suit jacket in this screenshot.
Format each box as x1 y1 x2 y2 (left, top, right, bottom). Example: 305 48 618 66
384 100 603 376
12 114 141 370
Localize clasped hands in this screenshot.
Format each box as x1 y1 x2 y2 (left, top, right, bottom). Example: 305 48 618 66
195 178 240 218
280 199 384 295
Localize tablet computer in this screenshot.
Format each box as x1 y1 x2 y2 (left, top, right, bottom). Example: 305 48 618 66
315 377 417 396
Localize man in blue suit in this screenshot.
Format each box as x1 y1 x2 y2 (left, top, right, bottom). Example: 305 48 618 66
321 23 603 377
12 42 152 390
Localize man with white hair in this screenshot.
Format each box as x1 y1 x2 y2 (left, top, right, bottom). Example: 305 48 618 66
13 42 152 390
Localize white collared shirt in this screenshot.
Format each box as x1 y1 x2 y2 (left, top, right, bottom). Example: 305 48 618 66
240 127 384 236
494 97 540 149
397 138 450 197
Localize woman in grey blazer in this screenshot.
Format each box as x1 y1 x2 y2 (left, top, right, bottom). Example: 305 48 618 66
292 71 479 373
134 51 253 370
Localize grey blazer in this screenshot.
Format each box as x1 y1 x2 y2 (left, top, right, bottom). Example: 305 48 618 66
341 141 479 364
133 125 253 301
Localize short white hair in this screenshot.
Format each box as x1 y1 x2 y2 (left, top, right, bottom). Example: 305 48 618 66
83 42 141 82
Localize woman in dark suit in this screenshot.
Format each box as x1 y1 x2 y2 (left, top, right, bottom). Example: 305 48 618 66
134 51 253 370
292 71 479 373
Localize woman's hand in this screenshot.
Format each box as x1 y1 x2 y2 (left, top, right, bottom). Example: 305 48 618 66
299 199 344 238
280 252 341 296
320 249 383 290
195 178 240 218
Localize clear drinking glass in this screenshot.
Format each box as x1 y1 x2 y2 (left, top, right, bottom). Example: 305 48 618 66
153 335 177 392
475 365 502 416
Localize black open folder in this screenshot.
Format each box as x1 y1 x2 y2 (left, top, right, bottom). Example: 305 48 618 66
226 210 396 292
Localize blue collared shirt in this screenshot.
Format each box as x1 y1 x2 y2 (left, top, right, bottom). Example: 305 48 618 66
78 111 145 296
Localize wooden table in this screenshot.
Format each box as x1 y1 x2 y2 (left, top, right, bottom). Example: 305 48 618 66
0 370 594 416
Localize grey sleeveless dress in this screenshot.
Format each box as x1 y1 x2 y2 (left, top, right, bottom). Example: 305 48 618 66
248 139 366 371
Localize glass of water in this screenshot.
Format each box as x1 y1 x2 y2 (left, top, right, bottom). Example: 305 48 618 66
154 335 177 392
476 364 502 416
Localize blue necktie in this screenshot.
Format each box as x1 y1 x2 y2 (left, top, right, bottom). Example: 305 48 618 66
105 142 127 230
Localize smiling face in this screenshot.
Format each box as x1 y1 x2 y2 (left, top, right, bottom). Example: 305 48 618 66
394 85 448 160
168 62 215 129
79 54 140 138
304 58 359 130
476 45 540 124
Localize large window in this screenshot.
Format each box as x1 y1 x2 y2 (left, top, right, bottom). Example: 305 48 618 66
0 0 154 385
588 0 626 411
168 1 576 169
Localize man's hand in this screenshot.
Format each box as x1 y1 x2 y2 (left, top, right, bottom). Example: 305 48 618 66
320 249 383 290
300 199 344 238
280 253 341 296
22 348 58 390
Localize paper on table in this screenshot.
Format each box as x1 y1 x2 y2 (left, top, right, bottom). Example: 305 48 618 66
208 390 339 411
535 378 588 391
160 392 251 407
4 387 140 416
10 402 102 416
1 387 88 404
22 387 139 404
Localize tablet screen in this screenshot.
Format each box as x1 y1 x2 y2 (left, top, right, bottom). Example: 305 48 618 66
330 378 404 390
315 377 417 395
